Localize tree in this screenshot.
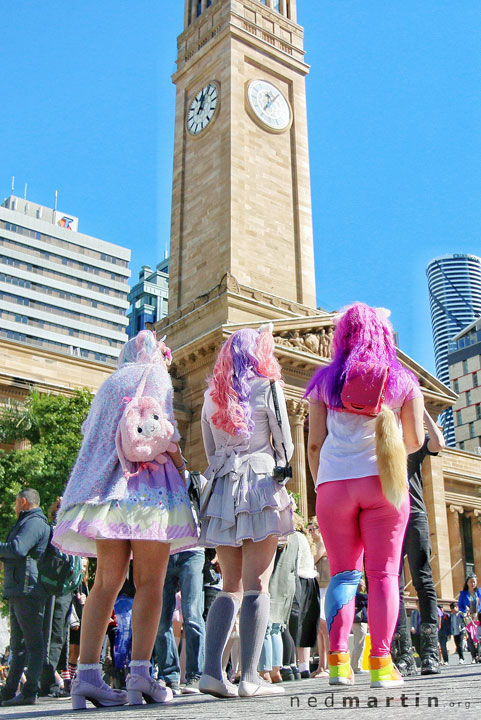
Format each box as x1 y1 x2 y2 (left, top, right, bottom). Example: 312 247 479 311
0 389 93 533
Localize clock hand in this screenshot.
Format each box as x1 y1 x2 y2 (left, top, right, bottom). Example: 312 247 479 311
264 92 280 110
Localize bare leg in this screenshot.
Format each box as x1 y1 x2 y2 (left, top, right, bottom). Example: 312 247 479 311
241 537 278 592
311 619 329 677
130 541 171 661
79 540 131 664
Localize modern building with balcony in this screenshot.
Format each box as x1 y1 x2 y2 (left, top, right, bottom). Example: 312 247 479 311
448 317 481 453
427 253 481 445
0 195 130 364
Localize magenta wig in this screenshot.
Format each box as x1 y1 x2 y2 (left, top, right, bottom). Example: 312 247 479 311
210 327 283 436
305 303 418 407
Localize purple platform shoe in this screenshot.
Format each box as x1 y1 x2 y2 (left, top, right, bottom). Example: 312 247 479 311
71 677 128 710
126 674 174 705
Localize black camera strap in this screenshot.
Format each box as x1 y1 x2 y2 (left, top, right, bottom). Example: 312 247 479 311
270 380 290 468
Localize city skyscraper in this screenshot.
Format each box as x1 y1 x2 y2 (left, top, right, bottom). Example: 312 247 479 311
0 195 130 364
427 253 481 445
127 259 169 338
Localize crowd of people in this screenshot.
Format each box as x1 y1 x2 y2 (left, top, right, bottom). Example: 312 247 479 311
0 305 477 710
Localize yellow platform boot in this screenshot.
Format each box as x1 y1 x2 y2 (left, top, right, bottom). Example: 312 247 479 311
328 652 354 686
369 655 404 689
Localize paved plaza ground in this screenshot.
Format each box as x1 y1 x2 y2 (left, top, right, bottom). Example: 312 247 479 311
0 663 480 720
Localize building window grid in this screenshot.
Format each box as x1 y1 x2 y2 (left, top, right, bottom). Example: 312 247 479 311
0 220 129 268
0 308 124 348
0 254 126 299
0 236 126 283
0 327 113 364
474 372 479 388
0 290 125 333
467 390 472 405
0 271 124 316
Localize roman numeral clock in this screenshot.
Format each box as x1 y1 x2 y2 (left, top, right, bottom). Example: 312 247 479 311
187 83 219 135
169 0 316 317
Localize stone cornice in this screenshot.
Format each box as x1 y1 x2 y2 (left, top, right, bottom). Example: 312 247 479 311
175 1 307 77
157 274 321 340
0 372 79 398
446 495 481 512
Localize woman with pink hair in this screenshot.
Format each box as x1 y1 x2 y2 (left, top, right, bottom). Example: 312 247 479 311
199 325 294 699
306 303 424 689
53 330 198 710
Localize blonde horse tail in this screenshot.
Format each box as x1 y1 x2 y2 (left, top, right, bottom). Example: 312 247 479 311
375 404 408 509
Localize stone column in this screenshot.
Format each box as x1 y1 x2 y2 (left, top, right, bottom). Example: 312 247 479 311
185 0 191 27
279 0 287 16
286 399 309 520
266 0 274 8
471 511 481 577
422 454 453 599
447 505 465 598
288 0 297 22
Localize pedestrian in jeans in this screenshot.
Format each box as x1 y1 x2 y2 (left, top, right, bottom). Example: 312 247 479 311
450 602 465 663
155 548 205 694
0 488 50 707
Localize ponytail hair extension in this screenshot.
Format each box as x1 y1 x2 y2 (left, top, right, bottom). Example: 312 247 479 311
209 326 283 436
375 404 408 509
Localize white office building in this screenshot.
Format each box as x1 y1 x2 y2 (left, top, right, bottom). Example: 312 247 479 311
0 196 130 364
427 253 481 445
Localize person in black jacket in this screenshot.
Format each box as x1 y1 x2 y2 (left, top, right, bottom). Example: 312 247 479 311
0 488 50 707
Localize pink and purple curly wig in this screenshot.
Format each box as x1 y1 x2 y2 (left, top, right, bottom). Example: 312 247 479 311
305 302 418 407
209 327 282 436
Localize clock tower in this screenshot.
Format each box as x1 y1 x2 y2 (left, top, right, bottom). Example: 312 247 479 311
158 0 324 518
168 0 317 332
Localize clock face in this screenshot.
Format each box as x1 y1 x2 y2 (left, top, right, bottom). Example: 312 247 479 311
187 83 219 135
246 79 292 132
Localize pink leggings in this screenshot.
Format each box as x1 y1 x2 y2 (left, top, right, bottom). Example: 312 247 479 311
316 475 409 657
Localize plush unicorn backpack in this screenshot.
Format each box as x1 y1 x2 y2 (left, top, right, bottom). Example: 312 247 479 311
115 367 177 479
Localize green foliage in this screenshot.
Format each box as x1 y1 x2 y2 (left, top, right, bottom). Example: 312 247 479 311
0 389 93 536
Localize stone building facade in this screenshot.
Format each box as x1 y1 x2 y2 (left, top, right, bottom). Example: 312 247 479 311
157 0 481 605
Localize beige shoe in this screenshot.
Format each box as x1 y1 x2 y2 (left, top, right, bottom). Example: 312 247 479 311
238 678 285 697
199 674 238 699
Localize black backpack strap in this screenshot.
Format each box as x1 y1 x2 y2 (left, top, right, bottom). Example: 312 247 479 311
270 380 290 467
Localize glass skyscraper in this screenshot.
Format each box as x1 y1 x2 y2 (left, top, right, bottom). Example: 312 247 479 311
427 253 481 446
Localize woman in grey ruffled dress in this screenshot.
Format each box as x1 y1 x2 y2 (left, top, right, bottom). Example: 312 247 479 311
198 325 294 699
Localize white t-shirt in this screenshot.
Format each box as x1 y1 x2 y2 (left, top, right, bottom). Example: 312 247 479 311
310 380 422 488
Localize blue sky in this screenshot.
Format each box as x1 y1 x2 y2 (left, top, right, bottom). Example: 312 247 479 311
2 1 480 375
